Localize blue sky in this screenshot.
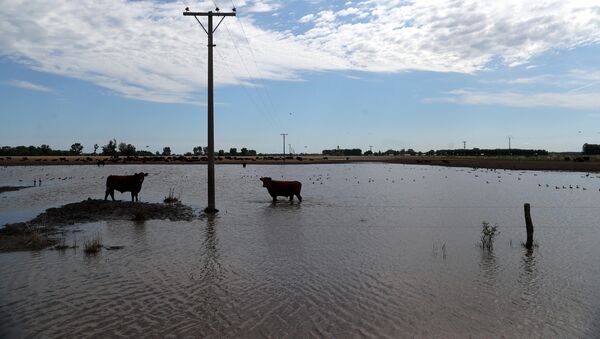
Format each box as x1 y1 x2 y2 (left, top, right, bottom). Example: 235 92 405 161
1 0 599 154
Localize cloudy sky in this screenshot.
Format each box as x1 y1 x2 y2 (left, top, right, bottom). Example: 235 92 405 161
1 0 599 154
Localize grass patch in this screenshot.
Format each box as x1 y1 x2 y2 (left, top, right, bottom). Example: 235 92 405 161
480 221 499 251
83 233 102 254
163 188 180 204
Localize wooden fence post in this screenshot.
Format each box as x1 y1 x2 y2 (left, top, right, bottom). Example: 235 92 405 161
524 203 534 249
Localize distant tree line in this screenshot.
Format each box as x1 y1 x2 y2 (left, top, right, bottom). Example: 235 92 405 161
322 148 362 156
582 143 600 155
0 145 71 156
433 148 548 156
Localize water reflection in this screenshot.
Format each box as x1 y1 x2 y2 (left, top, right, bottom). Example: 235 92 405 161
517 249 540 303
478 250 499 287
196 214 223 283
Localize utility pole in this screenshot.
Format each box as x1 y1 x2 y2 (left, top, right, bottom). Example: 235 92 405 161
184 7 236 214
281 133 288 158
508 136 512 151
462 141 467 150
369 145 373 153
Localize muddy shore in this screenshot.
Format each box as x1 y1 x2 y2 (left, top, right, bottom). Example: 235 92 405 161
0 186 30 193
1 155 600 172
0 199 196 252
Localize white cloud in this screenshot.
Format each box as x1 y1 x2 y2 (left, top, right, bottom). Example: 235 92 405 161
0 0 598 103
299 14 315 23
3 80 52 92
427 89 600 109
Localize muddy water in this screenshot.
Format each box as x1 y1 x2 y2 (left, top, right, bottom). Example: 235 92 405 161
1 164 600 337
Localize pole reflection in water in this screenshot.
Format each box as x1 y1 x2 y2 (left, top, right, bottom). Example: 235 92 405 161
517 249 540 306
197 214 223 283
188 214 227 331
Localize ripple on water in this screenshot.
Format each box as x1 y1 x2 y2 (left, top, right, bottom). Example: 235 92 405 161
1 164 600 336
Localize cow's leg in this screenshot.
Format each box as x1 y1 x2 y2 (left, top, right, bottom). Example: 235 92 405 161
272 195 277 203
131 192 135 202
296 193 302 202
289 194 293 201
105 189 115 201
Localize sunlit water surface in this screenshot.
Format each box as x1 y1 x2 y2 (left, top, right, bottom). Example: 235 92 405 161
1 164 600 337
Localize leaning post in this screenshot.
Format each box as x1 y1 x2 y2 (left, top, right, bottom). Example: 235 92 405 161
524 203 534 249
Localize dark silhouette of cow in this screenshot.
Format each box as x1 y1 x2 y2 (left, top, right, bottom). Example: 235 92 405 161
260 177 302 202
105 172 148 202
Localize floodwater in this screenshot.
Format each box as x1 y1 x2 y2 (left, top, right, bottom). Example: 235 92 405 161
1 163 600 337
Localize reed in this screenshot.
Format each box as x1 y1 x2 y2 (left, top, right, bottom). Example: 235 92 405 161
83 233 102 254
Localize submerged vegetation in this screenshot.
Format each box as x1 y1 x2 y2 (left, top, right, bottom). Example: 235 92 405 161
480 221 500 251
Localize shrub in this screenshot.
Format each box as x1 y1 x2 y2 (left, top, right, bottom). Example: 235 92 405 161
480 221 499 251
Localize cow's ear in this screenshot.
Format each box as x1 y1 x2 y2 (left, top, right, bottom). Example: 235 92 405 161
144 173 148 177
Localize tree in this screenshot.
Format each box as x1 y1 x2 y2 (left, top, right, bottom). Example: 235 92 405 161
229 147 237 156
93 144 99 155
193 146 204 156
118 143 136 156
70 143 83 155
102 139 117 156
162 147 171 156
240 147 248 156
40 144 51 155
218 149 225 156
118 142 128 155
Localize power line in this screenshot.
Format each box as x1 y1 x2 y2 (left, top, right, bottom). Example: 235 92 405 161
222 0 284 129
212 0 283 133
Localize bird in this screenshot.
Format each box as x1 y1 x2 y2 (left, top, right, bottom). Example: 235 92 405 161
185 7 189 11
215 7 220 11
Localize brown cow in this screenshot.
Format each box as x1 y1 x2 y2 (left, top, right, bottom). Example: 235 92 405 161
105 172 148 202
260 177 302 202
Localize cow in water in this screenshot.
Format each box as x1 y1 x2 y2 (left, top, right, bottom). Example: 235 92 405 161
260 177 302 202
105 172 148 202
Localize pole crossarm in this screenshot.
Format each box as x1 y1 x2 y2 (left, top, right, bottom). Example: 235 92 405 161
183 12 236 17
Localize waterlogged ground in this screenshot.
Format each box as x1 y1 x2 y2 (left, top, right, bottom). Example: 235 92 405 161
1 164 600 337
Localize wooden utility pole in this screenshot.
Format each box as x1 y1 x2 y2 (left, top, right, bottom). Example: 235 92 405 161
184 7 236 213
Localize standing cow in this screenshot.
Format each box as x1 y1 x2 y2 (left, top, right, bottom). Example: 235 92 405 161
260 177 302 202
105 172 148 202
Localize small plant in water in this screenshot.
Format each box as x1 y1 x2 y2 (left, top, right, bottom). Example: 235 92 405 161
54 238 69 250
480 221 499 251
163 188 180 204
83 233 102 254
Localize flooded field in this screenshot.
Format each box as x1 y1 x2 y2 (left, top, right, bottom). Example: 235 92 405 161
1 163 600 337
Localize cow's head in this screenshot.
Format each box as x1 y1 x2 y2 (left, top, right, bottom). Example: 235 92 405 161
259 177 271 187
135 172 148 184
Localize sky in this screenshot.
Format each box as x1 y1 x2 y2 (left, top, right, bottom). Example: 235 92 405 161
1 0 600 154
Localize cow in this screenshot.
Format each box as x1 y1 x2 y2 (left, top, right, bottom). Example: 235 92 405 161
260 177 302 202
105 172 148 202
